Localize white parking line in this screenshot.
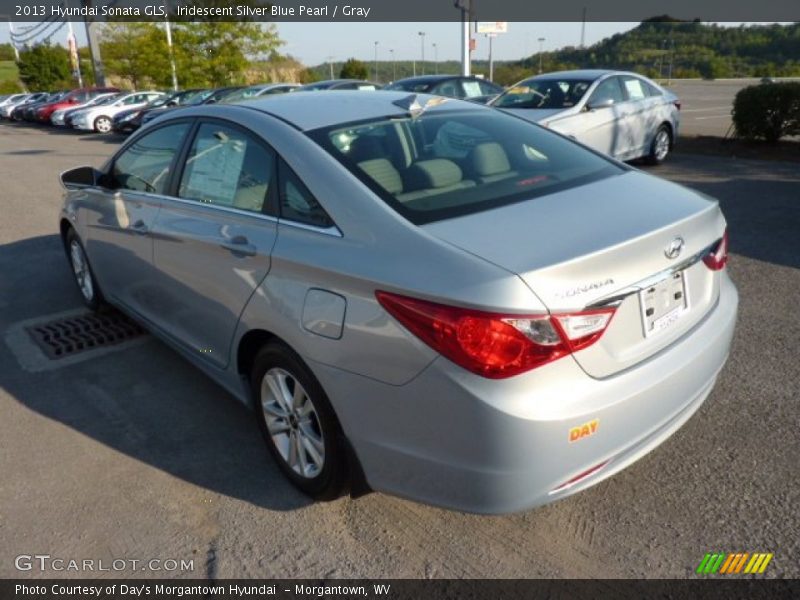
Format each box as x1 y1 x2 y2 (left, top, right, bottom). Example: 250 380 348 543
692 115 731 120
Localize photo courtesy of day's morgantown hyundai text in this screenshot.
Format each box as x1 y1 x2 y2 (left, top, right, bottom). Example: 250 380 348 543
58 91 736 514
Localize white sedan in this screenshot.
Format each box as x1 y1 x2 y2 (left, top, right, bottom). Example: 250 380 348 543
491 69 681 164
70 91 166 133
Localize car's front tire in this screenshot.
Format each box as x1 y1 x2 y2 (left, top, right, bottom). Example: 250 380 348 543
645 125 672 165
251 342 348 500
94 116 112 133
66 228 104 311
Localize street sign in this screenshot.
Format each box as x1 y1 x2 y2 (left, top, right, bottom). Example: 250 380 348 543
477 22 508 34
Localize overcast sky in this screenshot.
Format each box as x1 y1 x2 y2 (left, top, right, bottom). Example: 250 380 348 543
1 22 783 66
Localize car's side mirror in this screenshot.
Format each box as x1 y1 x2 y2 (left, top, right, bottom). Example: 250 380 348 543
585 98 614 111
167 101 177 107
60 166 104 190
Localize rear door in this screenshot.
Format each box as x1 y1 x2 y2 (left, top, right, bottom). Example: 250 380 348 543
618 75 654 157
149 119 278 368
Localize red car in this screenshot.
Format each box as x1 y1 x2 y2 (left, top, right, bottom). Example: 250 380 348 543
35 87 120 124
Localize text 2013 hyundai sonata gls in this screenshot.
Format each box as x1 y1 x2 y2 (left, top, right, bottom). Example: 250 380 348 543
59 92 737 514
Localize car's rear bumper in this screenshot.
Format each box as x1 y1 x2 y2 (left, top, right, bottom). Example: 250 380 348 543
310 272 738 514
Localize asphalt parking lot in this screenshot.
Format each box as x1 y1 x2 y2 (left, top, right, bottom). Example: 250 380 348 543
0 123 798 579
669 78 800 137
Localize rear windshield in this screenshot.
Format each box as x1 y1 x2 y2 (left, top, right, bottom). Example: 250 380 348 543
308 108 622 224
493 78 593 110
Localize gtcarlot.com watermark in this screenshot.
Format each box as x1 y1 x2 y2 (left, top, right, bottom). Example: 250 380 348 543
15 554 194 573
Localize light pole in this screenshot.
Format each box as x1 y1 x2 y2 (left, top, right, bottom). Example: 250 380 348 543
163 0 178 91
432 42 438 74
418 31 426 75
326 55 334 79
667 39 675 85
658 39 667 79
538 37 546 74
389 49 396 81
374 41 379 82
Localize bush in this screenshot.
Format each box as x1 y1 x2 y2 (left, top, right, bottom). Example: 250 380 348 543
732 82 800 142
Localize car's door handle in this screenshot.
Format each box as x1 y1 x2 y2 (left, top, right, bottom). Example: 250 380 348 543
221 235 257 257
131 219 149 234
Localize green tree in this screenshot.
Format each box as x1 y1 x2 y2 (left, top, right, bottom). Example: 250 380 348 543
100 22 171 89
340 58 368 80
17 42 71 90
173 21 282 87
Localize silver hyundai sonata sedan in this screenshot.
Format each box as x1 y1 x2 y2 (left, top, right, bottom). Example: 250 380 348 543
59 91 737 514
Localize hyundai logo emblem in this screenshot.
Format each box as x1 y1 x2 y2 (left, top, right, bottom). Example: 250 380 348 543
664 237 685 260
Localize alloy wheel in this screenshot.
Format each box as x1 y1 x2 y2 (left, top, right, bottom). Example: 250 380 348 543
654 129 670 161
260 367 325 479
69 240 94 303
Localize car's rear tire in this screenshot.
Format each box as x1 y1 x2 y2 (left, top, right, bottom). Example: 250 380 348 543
65 228 104 311
645 125 671 165
94 116 112 133
251 342 348 500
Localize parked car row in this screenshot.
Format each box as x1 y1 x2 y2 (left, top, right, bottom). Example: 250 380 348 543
2 70 680 164
0 84 303 134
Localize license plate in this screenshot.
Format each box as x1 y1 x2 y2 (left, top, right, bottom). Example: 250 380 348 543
640 270 688 337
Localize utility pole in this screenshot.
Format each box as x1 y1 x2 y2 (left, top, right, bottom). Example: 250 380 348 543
657 39 667 79
580 7 587 48
432 43 438 74
538 37 545 74
163 0 178 91
456 0 471 76
389 49 395 81
6 21 20 61
373 41 379 82
326 56 334 79
418 31 425 75
83 0 106 86
486 34 495 81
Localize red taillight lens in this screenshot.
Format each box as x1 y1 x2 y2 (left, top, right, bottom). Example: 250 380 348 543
376 292 615 379
703 230 729 271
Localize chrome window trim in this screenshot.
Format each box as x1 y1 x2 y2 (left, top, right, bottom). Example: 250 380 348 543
278 218 343 238
156 193 279 223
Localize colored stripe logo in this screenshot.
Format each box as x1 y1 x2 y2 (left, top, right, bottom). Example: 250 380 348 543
696 552 773 574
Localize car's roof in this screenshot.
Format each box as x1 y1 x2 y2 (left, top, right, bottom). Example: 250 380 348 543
239 90 480 131
391 75 479 84
528 69 615 81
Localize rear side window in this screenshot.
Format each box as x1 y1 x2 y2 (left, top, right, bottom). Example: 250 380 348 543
278 159 334 228
309 108 622 225
111 122 190 194
178 122 275 214
621 76 647 101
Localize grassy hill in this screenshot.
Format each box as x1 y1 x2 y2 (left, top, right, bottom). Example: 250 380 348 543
309 20 800 86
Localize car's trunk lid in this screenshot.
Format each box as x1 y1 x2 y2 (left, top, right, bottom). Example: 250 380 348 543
422 170 726 378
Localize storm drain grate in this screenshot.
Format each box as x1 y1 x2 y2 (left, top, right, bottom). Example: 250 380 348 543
25 309 146 360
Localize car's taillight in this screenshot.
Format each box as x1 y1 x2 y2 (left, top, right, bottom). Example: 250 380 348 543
703 230 729 271
375 291 616 379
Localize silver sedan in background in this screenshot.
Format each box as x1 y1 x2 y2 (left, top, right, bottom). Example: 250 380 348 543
59 91 735 514
492 69 681 164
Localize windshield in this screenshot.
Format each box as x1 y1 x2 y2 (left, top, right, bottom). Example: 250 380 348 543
493 78 592 110
90 94 120 107
309 108 622 225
